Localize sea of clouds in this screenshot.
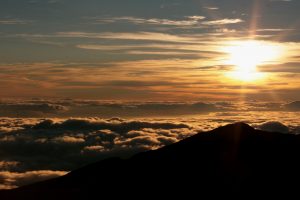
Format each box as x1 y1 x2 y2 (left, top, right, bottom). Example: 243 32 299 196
0 99 300 189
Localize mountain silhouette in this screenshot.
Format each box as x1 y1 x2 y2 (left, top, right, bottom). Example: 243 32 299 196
1 122 300 199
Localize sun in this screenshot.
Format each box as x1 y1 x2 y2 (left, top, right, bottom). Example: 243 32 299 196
223 40 282 82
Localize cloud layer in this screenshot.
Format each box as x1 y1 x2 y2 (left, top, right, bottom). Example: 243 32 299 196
0 170 67 189
0 117 197 189
1 99 300 118
0 112 300 189
0 118 193 168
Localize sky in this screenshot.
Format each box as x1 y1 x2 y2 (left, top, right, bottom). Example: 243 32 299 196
1 0 300 189
1 0 300 101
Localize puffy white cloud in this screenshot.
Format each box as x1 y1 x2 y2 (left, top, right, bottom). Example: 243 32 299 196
0 171 67 189
156 136 178 145
115 136 160 147
53 136 85 144
0 118 195 174
83 145 105 152
31 118 191 134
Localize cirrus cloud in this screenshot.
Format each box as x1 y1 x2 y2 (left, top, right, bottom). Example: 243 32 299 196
202 18 244 26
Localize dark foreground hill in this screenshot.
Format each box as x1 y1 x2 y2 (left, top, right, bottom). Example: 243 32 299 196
1 123 300 199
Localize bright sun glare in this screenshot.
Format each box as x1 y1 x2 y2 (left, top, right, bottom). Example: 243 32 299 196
224 40 282 82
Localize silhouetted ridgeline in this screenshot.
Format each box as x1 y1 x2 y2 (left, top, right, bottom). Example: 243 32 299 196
1 123 300 199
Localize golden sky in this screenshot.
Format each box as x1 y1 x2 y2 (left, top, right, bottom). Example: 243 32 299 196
1 0 300 101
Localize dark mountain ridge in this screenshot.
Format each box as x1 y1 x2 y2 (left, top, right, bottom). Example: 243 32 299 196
1 122 300 199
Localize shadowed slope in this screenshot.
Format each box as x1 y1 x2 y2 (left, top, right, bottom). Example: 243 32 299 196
1 123 300 199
